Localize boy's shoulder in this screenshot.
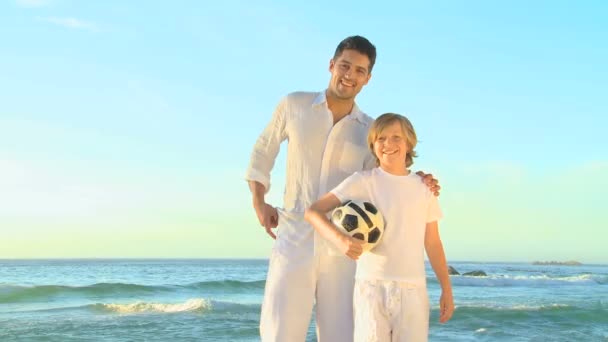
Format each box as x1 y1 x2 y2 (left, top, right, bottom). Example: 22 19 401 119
352 168 376 182
373 169 435 196
410 174 436 201
357 168 375 177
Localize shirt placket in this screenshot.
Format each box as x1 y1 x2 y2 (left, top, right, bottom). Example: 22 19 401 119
317 115 349 197
313 110 350 255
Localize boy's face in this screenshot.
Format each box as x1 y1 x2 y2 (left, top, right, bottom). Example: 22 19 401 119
328 49 372 101
373 121 408 170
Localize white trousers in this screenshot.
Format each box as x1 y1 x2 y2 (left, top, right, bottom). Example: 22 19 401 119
260 249 356 342
353 280 430 342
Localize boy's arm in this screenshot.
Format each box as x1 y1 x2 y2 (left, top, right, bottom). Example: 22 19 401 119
304 193 365 260
424 221 454 323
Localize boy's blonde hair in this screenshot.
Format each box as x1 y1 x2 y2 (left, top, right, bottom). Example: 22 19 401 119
367 113 418 167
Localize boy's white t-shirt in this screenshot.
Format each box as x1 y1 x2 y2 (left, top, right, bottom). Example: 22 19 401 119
331 167 442 287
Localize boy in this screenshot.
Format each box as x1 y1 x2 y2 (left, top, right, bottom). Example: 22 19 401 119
305 113 453 341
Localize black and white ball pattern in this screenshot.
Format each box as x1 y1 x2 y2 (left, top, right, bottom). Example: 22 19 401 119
331 200 385 252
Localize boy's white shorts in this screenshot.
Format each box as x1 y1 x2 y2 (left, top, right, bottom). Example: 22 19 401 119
260 249 356 342
353 279 430 342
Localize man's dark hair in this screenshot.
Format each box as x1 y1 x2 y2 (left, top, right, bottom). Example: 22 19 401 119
333 35 377 72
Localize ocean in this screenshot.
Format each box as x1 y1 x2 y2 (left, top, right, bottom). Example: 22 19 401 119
0 259 606 341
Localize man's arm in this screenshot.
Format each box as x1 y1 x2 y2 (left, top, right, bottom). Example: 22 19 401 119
245 97 288 238
424 221 454 323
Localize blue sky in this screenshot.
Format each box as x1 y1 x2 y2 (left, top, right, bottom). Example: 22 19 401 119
1 0 606 262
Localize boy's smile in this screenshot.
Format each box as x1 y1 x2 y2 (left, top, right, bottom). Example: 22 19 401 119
373 121 409 174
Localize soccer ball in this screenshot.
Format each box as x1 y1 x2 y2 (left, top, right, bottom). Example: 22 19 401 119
331 200 385 252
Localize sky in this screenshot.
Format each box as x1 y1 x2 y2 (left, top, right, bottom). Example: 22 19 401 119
1 0 606 263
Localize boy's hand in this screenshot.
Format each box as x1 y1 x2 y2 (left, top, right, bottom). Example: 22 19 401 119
416 171 441 196
252 200 279 239
337 235 365 260
439 291 454 323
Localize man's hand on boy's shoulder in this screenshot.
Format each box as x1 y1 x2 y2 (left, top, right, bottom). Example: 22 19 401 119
416 171 441 196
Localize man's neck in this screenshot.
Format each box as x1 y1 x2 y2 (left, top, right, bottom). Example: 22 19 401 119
326 90 355 124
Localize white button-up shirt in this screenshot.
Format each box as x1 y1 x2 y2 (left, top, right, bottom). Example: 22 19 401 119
246 91 376 257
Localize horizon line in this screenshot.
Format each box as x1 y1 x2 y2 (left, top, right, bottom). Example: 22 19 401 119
1 257 605 266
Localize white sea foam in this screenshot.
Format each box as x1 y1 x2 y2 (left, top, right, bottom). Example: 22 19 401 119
510 303 571 311
450 273 604 287
100 298 212 314
455 303 572 311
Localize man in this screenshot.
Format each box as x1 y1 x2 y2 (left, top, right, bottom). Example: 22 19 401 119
246 35 440 342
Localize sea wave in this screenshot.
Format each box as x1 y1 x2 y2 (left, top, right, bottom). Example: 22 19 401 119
14 298 260 315
431 274 608 287
187 279 266 290
0 280 266 303
0 283 162 303
457 303 572 311
97 298 260 315
452 303 608 324
94 298 213 314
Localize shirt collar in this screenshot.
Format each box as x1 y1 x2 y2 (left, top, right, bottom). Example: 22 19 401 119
312 90 366 124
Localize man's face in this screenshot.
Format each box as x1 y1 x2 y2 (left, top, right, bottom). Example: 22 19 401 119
328 49 372 100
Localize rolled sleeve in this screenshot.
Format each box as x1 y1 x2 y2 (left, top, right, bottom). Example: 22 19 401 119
245 96 288 193
244 168 271 194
